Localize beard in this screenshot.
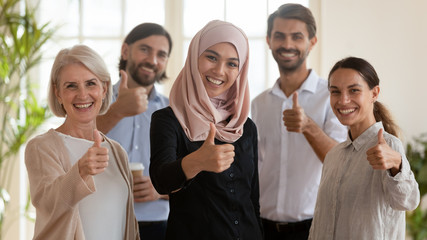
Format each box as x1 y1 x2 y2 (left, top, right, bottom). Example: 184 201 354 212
128 61 163 87
273 47 309 73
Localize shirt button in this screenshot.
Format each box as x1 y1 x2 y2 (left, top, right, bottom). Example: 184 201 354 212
134 145 139 150
234 220 239 225
136 124 140 128
229 172 235 178
230 189 235 193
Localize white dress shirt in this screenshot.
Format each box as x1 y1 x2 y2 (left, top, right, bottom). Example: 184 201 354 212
309 122 420 240
251 70 347 222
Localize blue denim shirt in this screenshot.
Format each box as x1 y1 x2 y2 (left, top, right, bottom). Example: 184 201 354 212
107 81 169 221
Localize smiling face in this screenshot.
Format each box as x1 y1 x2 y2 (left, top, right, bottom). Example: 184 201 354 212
198 42 240 98
329 68 379 137
122 35 170 88
267 18 316 73
55 63 107 125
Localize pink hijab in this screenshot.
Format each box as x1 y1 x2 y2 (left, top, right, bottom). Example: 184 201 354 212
169 20 250 143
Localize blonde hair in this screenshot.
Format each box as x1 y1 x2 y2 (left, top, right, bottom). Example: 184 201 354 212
48 45 112 117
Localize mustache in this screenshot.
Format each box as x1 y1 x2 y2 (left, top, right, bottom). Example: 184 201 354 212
276 48 299 55
138 62 157 72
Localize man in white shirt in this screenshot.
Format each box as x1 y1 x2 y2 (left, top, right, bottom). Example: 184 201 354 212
251 4 347 240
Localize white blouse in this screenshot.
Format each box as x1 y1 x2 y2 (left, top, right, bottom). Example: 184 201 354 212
57 131 128 240
309 122 420 240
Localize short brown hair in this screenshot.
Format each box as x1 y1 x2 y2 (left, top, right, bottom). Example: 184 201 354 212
267 3 317 39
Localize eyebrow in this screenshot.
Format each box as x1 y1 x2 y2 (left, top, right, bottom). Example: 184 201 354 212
204 49 240 63
63 78 97 85
140 43 169 56
329 83 363 89
274 31 304 37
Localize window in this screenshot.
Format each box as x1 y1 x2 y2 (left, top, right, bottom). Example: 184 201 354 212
37 0 165 101
180 0 309 99
36 0 308 103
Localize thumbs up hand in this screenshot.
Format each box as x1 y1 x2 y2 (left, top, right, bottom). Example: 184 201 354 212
113 70 148 118
283 92 309 132
181 123 235 180
78 129 109 180
366 128 402 176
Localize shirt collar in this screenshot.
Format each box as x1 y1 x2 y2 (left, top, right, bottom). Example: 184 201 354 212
343 122 384 151
269 69 319 98
148 85 160 102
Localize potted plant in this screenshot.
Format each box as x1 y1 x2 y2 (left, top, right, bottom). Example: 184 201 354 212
0 0 54 238
406 133 427 240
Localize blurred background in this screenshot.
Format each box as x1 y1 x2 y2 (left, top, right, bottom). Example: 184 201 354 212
1 0 426 239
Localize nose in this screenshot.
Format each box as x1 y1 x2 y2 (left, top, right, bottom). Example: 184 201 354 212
212 62 225 76
339 92 350 104
146 52 158 66
282 37 293 50
77 86 88 98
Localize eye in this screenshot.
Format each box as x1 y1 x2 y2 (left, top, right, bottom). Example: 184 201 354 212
140 46 149 54
206 55 217 62
273 33 285 40
329 89 340 95
350 88 360 93
65 83 77 89
86 80 98 87
157 51 168 61
228 61 239 68
292 34 304 41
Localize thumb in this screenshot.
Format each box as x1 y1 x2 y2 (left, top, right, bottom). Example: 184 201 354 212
204 123 216 145
292 92 300 109
377 128 386 144
119 70 128 90
93 129 102 147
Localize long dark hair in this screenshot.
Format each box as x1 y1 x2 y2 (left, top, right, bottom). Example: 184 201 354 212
328 57 400 137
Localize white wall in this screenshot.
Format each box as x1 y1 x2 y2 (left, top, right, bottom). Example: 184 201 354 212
316 0 427 143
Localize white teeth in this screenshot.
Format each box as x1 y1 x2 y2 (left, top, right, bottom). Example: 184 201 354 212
339 108 355 114
142 67 154 73
207 77 222 85
75 103 92 109
281 53 295 57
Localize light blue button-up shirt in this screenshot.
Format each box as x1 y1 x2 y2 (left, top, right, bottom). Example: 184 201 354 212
107 81 169 221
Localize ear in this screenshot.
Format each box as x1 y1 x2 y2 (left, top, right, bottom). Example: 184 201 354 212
308 36 317 51
121 43 130 61
372 85 380 102
102 81 109 98
266 36 272 50
54 85 62 104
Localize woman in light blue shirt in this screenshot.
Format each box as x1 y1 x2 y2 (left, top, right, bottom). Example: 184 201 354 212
309 57 420 240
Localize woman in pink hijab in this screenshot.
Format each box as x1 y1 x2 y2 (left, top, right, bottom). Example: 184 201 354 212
149 20 262 239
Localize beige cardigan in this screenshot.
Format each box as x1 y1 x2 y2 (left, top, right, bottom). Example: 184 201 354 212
25 129 139 240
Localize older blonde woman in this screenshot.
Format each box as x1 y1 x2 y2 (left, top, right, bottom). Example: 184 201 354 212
25 45 139 240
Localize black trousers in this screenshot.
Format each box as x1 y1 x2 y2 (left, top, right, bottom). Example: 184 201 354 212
138 221 167 240
262 218 312 240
